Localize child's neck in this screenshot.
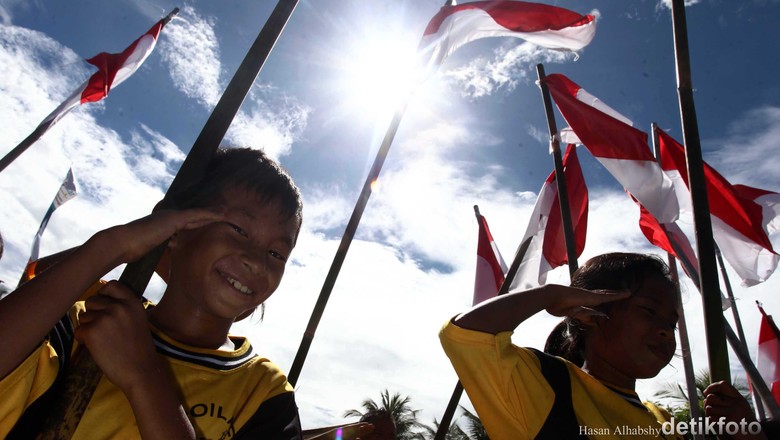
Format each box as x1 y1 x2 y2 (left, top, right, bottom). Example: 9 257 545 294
581 360 637 391
147 305 233 350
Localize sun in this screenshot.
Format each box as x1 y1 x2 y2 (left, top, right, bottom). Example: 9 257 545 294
336 31 423 122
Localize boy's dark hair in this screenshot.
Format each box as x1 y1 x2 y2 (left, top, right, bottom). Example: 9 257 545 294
169 147 303 238
544 252 675 366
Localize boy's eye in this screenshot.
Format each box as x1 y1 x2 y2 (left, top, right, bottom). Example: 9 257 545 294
228 223 249 238
269 250 288 262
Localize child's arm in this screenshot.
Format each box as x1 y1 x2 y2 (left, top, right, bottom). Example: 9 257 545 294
453 284 630 334
0 209 223 380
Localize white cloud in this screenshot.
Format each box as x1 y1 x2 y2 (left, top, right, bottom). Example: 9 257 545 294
159 6 223 108
442 41 573 99
657 0 703 11
0 23 172 285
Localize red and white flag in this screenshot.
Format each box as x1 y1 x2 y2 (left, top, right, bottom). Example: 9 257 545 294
419 1 596 69
757 302 780 406
33 13 173 136
510 144 588 290
542 73 679 224
473 208 508 305
636 198 700 280
657 129 779 286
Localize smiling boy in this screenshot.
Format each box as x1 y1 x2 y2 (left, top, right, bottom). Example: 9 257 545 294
0 147 304 439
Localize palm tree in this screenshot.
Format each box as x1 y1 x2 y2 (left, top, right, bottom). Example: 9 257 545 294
344 389 427 440
421 406 489 440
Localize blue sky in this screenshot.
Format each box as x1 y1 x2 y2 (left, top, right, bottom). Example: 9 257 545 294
1 0 780 430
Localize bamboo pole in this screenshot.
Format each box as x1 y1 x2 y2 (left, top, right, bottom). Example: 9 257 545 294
536 64 578 275
651 123 703 436
34 2 299 437
670 0 730 383
715 247 766 420
668 243 780 419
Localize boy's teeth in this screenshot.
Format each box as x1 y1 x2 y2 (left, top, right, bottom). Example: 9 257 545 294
226 276 253 295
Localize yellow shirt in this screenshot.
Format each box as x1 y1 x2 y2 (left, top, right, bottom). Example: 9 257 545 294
440 320 679 440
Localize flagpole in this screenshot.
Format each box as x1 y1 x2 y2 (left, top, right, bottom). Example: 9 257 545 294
716 247 767 420
34 2 299 437
536 64 578 274
434 206 533 440
670 0 730 383
287 98 410 386
650 124 703 435
668 240 780 418
0 9 180 175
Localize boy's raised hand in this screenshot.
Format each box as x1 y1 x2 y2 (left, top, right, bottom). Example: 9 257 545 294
544 286 630 319
104 208 225 264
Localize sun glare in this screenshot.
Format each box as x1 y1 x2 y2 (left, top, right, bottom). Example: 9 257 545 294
339 34 422 122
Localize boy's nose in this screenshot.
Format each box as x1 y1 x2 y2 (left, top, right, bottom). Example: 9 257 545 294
242 250 266 275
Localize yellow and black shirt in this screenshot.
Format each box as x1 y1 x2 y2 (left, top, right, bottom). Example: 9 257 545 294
0 294 301 439
440 319 681 440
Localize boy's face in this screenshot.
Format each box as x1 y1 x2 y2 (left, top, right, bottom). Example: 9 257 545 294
168 186 299 322
586 275 678 382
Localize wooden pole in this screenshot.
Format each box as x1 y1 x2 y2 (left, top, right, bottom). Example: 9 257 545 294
670 0 730 383
536 64 578 275
34 2 299 437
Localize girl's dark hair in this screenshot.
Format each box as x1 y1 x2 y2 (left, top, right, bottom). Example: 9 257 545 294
168 147 303 239
544 252 675 366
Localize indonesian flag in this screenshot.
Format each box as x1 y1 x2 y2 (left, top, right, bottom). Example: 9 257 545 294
510 144 588 290
20 168 78 284
636 199 700 282
657 129 779 286
473 208 508 305
30 15 171 138
757 302 780 406
542 73 679 224
419 1 596 68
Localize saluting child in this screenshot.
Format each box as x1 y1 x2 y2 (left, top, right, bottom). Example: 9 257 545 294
0 147 304 439
441 252 765 439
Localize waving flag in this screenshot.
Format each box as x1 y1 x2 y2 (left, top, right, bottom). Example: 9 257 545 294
542 73 679 224
419 1 596 69
757 302 780 406
19 168 78 285
0 9 177 173
473 208 508 305
510 144 588 290
657 129 778 286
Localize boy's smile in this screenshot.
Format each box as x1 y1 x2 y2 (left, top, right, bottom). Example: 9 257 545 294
152 186 300 348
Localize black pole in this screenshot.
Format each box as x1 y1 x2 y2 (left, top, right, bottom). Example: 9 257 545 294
287 98 410 386
670 0 729 383
35 3 298 438
536 64 578 275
